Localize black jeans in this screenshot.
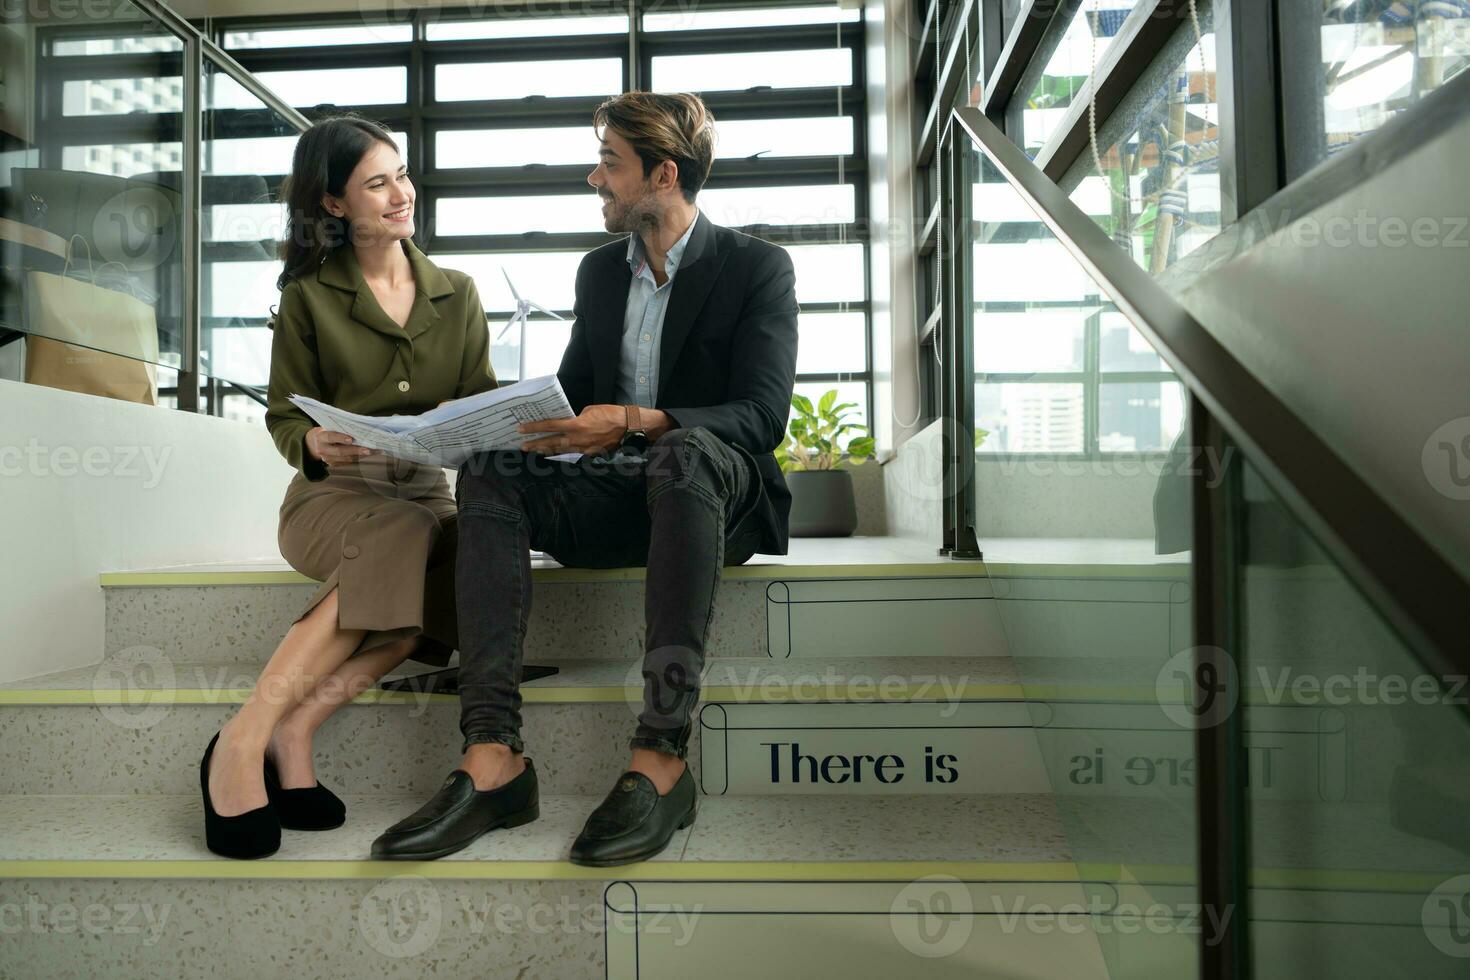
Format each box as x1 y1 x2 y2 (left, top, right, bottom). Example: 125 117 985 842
454 426 762 760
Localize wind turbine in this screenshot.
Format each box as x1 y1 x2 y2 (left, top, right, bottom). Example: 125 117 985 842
496 267 564 382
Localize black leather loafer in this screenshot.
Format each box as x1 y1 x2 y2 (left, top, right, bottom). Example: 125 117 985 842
262 754 346 831
568 765 697 867
370 759 539 860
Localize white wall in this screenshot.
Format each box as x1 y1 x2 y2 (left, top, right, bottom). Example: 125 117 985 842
0 380 293 683
867 0 925 458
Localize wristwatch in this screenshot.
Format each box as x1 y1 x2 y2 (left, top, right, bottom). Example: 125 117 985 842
620 404 650 454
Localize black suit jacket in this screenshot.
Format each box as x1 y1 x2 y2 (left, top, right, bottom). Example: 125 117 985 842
557 212 799 555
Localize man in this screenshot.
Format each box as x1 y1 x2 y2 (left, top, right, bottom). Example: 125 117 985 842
371 92 799 866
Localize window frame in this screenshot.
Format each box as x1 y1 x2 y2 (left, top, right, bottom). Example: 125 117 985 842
203 2 873 425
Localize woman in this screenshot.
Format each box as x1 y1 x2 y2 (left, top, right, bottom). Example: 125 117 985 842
200 115 496 858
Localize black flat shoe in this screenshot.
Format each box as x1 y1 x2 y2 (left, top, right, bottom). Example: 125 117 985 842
568 765 696 867
263 753 346 831
370 758 539 861
200 731 280 859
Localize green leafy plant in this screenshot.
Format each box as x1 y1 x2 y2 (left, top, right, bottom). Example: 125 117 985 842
777 389 875 473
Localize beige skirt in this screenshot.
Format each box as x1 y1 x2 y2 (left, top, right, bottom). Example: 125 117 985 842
276 455 460 667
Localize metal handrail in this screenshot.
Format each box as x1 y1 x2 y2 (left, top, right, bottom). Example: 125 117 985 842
953 103 1470 683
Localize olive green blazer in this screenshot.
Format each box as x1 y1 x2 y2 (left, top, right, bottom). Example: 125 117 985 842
265 238 498 481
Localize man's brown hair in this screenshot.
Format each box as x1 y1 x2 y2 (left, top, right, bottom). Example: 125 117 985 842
593 91 716 203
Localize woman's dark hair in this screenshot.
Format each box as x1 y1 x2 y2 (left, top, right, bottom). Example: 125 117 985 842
276 114 400 290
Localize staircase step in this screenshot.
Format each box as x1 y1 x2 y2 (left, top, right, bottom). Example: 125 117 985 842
0 791 1071 877
0 790 1091 979
0 656 1036 798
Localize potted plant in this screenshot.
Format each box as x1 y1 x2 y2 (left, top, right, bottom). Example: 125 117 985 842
777 390 875 537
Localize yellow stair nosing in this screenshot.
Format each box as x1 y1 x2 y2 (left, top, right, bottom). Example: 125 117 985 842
0 858 1084 882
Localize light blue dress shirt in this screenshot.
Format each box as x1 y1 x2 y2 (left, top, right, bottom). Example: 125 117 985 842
612 211 699 410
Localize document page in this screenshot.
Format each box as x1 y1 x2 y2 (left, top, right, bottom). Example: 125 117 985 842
289 374 580 467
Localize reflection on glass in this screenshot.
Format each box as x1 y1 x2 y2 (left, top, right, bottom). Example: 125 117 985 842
3 2 186 406
199 57 304 391
50 35 181 55
1066 12 1221 276
1302 1 1469 168
1234 451 1470 979
652 48 852 92
1019 0 1139 153
435 60 622 101
62 76 183 115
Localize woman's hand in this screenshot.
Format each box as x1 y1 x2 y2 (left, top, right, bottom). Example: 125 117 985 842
305 427 379 467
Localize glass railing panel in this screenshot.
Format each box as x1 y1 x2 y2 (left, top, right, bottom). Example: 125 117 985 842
198 54 304 408
1 2 187 405
965 136 1198 980
1232 447 1470 978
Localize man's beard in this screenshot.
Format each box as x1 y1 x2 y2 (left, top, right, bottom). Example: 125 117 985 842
601 188 659 234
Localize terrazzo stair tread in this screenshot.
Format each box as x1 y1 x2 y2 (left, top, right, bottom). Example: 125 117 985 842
0 791 1074 874
0 654 1021 700
0 793 686 866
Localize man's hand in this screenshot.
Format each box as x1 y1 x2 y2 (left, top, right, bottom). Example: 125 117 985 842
518 405 675 456
518 405 628 456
